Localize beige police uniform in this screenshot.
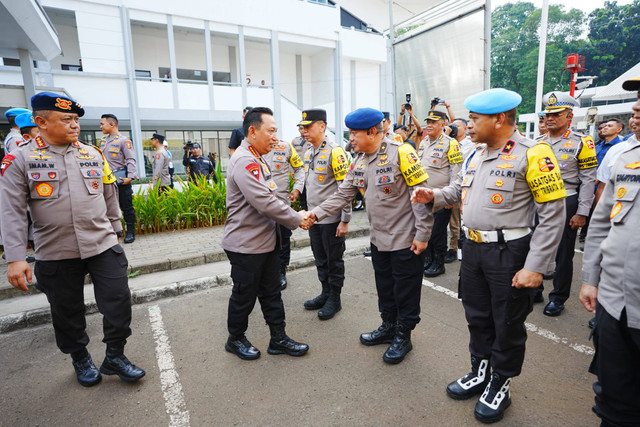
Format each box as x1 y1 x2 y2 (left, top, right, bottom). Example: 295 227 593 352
264 142 304 204
433 131 566 376
100 133 137 178
152 147 171 187
222 139 302 336
581 143 640 424
312 138 432 328
4 128 25 154
537 129 597 305
291 136 312 160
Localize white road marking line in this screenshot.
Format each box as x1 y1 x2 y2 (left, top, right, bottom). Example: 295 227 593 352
148 305 191 427
421 279 594 356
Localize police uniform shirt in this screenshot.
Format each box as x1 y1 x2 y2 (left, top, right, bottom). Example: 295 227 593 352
264 142 304 204
417 133 463 189
538 130 597 216
0 136 121 262
4 128 25 154
303 138 351 224
222 140 301 254
582 144 640 328
433 132 567 273
99 133 137 178
152 147 171 186
312 138 433 251
185 154 214 179
597 136 639 183
291 136 312 160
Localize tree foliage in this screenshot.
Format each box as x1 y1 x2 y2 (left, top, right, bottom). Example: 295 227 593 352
490 0 640 114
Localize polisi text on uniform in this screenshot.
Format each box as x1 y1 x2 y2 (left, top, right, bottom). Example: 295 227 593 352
489 170 516 178
376 166 393 175
79 161 100 167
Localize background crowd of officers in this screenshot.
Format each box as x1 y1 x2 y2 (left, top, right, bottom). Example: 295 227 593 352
2 76 639 425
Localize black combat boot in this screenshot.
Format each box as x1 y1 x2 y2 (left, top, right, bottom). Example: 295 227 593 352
225 334 261 360
446 355 490 400
304 282 330 310
100 343 145 382
318 286 342 320
360 316 397 346
424 250 433 270
424 253 445 277
382 324 413 364
267 323 309 357
279 265 288 290
474 372 512 423
124 224 135 243
71 348 102 387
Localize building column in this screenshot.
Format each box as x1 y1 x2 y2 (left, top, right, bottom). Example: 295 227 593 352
238 26 247 109
295 54 303 107
119 6 145 178
18 49 36 106
270 30 282 135
204 21 215 110
350 60 356 111
167 15 179 109
333 38 343 146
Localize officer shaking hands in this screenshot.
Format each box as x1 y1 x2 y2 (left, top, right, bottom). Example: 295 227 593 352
412 89 566 423
304 108 433 365
1 92 145 387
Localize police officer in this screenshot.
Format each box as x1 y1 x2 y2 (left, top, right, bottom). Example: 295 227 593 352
151 133 171 193
418 110 463 277
222 106 309 360
412 88 566 423
536 92 597 316
579 76 640 426
300 109 351 320
305 107 432 364
228 106 252 157
1 92 144 387
291 125 312 210
15 112 39 142
99 114 137 243
264 139 305 289
3 108 31 154
182 142 216 182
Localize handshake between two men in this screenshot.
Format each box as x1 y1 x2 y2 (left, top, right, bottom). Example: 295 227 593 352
298 211 316 230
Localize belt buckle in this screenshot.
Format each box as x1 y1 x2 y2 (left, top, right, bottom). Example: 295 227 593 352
468 229 482 243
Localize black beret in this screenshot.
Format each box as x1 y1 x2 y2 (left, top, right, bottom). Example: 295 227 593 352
299 109 327 125
31 92 84 117
152 133 165 143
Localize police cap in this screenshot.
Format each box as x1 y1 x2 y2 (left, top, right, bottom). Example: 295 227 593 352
542 92 579 113
4 108 31 119
382 111 390 121
15 112 36 130
31 92 85 117
298 109 327 125
425 111 447 122
464 88 522 115
622 76 640 91
152 133 165 143
345 108 384 130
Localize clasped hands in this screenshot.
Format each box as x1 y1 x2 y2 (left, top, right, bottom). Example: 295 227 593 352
410 188 434 204
299 211 316 230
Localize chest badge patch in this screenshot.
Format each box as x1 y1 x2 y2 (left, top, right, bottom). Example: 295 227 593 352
48 172 57 179
383 186 392 194
491 193 503 204
610 202 622 219
318 175 325 182
36 182 53 197
495 179 504 187
91 181 100 190
624 162 640 169
31 173 40 179
500 155 518 161
496 163 514 169
461 188 467 201
538 157 555 172
617 187 626 198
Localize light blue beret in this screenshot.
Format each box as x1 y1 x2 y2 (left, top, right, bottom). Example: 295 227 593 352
15 112 35 129
345 108 384 130
464 88 522 114
4 108 31 119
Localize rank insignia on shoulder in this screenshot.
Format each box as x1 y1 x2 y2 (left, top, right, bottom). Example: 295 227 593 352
501 140 515 154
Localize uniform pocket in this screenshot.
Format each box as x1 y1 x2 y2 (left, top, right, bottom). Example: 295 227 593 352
28 170 60 199
80 167 104 194
610 184 639 224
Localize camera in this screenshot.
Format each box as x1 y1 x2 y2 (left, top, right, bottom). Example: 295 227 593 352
431 97 440 108
405 93 411 109
184 140 194 149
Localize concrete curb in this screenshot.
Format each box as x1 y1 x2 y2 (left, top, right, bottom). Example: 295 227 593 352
0 243 370 334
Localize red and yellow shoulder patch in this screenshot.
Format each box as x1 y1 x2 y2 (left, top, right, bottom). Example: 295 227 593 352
0 154 16 176
245 162 260 180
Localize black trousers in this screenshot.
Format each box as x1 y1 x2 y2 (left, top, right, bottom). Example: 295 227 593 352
590 304 640 426
34 245 132 354
117 183 136 231
225 248 285 336
550 193 579 304
278 224 292 267
460 236 535 377
371 243 425 329
299 187 308 211
426 207 452 258
309 222 346 289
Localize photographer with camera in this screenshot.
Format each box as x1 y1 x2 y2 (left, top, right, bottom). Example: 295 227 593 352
183 141 217 183
397 93 423 146
430 97 456 124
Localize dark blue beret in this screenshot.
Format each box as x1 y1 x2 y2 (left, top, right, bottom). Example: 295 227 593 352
31 92 84 117
345 108 384 130
4 108 31 119
15 112 36 129
464 88 522 115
